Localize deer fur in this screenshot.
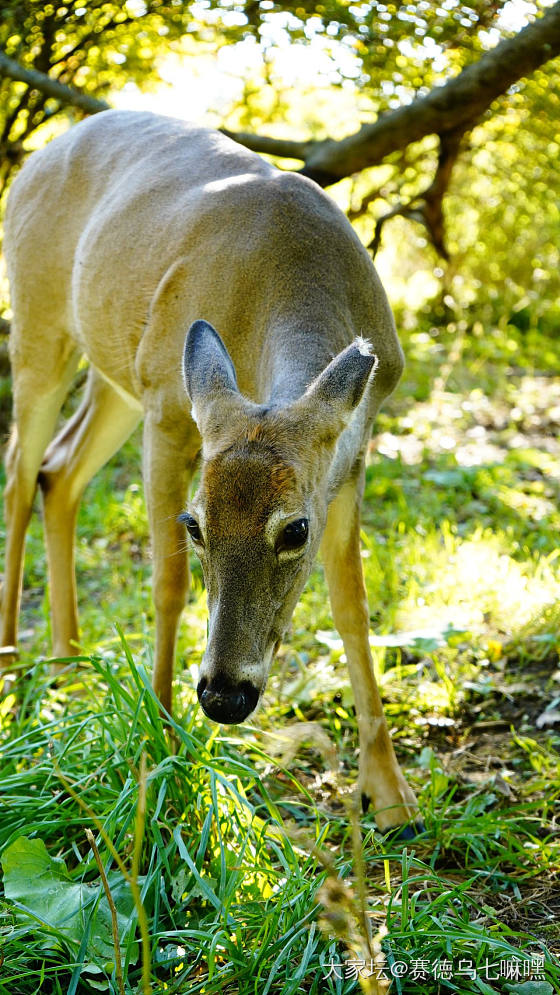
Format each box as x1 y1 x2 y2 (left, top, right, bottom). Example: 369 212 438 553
1 110 420 833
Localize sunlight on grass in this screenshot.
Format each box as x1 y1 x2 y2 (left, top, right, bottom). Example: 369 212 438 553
392 525 560 636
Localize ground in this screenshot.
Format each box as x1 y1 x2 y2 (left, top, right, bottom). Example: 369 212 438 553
0 314 559 994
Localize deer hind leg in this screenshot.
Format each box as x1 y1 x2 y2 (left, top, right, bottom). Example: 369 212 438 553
1 347 80 659
321 471 422 834
143 412 198 716
38 369 141 661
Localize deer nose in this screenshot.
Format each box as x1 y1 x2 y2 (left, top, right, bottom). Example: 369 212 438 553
197 677 259 724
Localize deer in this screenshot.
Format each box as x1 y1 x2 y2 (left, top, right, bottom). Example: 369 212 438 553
1 109 422 836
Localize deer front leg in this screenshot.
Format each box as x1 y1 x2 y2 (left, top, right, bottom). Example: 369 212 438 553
321 474 422 834
143 413 197 715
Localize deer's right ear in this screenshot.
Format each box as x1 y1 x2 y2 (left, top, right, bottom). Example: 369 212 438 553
183 320 254 448
183 320 239 430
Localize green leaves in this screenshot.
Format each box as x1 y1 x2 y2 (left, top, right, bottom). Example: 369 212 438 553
2 836 138 971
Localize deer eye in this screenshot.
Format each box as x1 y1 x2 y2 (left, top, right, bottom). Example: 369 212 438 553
277 518 308 554
179 512 203 544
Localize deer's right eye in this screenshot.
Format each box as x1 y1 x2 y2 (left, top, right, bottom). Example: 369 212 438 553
179 512 203 543
276 517 309 555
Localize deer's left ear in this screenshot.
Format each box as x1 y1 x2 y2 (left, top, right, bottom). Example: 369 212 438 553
290 338 378 442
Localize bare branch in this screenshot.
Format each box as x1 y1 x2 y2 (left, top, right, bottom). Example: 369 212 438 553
370 128 465 259
421 128 464 258
0 50 109 115
370 202 413 259
219 128 316 162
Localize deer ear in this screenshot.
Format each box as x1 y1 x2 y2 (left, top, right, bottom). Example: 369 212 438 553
183 320 240 429
183 319 257 449
293 338 378 440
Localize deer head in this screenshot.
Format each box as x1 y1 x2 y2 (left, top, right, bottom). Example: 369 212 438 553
182 319 377 724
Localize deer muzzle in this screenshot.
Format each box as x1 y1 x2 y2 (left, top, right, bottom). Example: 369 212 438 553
197 674 260 724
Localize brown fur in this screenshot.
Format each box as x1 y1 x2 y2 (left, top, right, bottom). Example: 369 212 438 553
202 443 297 536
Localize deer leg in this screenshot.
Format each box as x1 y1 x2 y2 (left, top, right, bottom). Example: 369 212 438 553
321 472 421 833
143 412 197 715
39 370 140 660
1 356 79 658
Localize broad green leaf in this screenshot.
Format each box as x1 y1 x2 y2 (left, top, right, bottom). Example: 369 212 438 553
2 836 138 969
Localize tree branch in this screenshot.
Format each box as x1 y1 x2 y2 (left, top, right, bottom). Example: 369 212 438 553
219 128 316 161
420 127 465 258
225 3 560 186
369 128 464 260
2 2 558 194
0 50 109 115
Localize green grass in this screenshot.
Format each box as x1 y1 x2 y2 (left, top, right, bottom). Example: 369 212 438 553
0 317 559 994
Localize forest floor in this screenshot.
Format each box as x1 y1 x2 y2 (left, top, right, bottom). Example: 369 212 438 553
0 315 559 994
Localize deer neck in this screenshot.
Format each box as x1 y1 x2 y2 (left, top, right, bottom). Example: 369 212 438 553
262 313 355 407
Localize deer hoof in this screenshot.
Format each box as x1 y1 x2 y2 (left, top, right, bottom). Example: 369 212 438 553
361 793 426 838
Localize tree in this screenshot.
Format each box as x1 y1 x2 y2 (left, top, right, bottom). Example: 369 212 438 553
0 1 559 266
0 1 199 190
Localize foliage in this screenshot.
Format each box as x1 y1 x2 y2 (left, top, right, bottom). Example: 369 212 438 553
0 650 353 994
196 0 512 91
1 0 559 282
0 0 201 189
170 4 560 311
442 66 560 321
2 837 138 971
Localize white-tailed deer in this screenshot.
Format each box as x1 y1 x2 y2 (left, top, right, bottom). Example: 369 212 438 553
1 110 421 834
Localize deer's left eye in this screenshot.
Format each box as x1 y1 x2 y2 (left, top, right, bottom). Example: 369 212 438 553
179 512 203 543
277 518 308 554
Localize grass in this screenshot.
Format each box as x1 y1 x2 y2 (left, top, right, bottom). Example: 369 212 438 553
0 316 559 994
